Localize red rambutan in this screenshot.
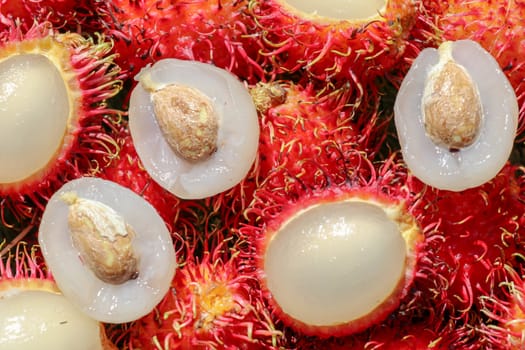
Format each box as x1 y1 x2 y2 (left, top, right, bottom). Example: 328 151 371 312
0 21 124 222
246 0 418 84
0 241 117 349
414 163 525 319
97 0 267 82
127 237 284 350
240 153 426 338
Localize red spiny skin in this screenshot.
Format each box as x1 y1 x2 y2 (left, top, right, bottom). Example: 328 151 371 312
126 240 284 350
414 163 525 319
254 82 386 193
245 0 417 84
478 266 525 349
0 22 124 223
98 126 182 233
0 0 105 33
97 0 268 82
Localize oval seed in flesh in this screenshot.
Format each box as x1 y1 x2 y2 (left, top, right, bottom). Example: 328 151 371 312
422 42 482 150
39 177 177 323
140 74 219 162
394 39 518 191
61 192 139 285
128 58 260 200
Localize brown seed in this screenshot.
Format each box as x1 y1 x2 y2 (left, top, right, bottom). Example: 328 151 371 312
422 43 482 150
61 192 139 285
150 84 219 162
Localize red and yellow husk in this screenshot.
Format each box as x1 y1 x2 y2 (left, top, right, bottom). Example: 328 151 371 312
0 21 123 222
97 0 267 82
247 0 417 85
252 80 388 188
126 238 283 349
0 0 105 33
414 163 525 320
241 153 427 338
98 124 182 233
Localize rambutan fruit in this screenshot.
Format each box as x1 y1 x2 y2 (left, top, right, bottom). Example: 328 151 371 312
414 162 525 319
127 238 284 350
97 0 267 82
479 265 525 349
38 176 177 324
246 0 417 84
128 58 259 200
0 241 116 349
252 80 388 188
241 154 426 338
0 0 104 34
394 39 518 191
0 21 124 221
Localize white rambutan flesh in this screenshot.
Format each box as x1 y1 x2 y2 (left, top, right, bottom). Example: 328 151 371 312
394 39 518 191
38 177 177 323
279 0 386 20
0 53 69 184
128 58 259 200
263 197 421 335
0 289 106 350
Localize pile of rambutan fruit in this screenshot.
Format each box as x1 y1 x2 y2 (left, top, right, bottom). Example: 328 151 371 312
0 0 524 349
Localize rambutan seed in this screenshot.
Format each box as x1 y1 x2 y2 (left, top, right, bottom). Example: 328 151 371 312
61 192 139 285
422 42 482 150
140 76 219 162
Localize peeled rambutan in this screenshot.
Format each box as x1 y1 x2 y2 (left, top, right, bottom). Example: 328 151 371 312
241 153 426 338
0 21 124 221
97 0 267 82
246 0 417 84
127 238 284 350
0 241 116 349
414 163 525 319
418 0 525 137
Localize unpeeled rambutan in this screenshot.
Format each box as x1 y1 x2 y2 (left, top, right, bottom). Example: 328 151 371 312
0 21 123 221
414 163 525 319
0 241 116 349
241 153 426 338
97 0 267 82
127 238 284 350
246 0 417 84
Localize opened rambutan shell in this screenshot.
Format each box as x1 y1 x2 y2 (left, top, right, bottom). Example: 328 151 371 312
0 21 124 221
241 154 427 338
0 241 116 349
247 0 417 84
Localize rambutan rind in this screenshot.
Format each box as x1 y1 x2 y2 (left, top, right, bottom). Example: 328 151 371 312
0 21 124 220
